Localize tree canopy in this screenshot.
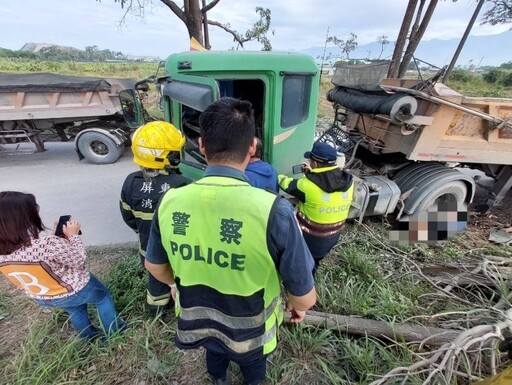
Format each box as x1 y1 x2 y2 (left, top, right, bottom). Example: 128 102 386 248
326 33 358 60
481 0 512 26
102 0 273 50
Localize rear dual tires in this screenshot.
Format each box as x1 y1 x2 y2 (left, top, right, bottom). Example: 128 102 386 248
77 132 125 164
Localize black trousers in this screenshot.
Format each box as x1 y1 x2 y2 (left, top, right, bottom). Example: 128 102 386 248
302 232 341 275
206 349 267 385
139 255 170 309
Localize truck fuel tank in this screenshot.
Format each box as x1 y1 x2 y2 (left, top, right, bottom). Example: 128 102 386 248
348 175 401 221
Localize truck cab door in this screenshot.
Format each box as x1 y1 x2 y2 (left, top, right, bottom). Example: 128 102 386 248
161 74 220 180
119 89 146 129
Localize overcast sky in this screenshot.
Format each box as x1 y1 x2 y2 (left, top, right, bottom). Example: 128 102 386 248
1 0 509 59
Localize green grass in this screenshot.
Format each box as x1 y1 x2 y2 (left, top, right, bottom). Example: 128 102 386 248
1 226 511 384
446 69 512 98
104 252 147 315
2 314 181 385
0 58 157 80
316 223 443 322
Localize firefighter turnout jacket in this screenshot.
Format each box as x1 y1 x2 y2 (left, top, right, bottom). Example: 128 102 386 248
157 176 284 359
279 166 354 237
120 169 190 257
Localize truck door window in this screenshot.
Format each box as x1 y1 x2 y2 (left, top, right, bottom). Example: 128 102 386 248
281 75 311 128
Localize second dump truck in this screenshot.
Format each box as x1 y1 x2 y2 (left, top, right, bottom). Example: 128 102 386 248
0 73 138 164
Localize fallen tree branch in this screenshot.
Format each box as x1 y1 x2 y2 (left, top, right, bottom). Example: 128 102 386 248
285 310 459 347
366 309 512 385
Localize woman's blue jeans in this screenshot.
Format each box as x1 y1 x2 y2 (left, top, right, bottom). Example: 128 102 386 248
34 274 127 340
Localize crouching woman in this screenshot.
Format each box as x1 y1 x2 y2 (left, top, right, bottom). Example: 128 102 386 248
0 191 127 341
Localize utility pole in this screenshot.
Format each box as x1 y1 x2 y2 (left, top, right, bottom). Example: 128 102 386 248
320 26 330 82
443 0 485 82
477 56 485 69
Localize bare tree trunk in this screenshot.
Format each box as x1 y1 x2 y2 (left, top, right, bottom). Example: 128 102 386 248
398 0 439 77
160 0 204 44
185 0 204 45
202 0 211 49
388 0 418 78
287 310 459 347
410 0 426 38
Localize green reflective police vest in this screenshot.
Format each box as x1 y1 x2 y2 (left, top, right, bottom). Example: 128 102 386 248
298 167 354 224
158 175 283 356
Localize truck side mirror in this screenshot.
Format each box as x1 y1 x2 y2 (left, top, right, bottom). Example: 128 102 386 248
135 82 150 92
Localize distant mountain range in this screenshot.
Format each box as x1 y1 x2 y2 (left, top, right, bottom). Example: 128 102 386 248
302 30 511 68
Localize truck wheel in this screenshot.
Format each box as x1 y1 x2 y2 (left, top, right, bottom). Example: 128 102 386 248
415 181 467 213
77 132 124 164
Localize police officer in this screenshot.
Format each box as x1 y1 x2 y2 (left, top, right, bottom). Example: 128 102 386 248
144 98 316 385
279 142 354 273
120 121 191 315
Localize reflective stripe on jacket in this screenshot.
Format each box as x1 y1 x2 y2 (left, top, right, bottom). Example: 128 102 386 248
157 176 283 357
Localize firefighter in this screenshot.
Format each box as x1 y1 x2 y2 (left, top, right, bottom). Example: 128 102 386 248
278 141 354 273
120 121 191 315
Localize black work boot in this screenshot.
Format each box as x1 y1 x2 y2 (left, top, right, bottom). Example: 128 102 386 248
147 302 171 318
212 372 232 385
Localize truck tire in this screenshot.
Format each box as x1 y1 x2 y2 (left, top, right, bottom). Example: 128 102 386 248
415 180 467 213
77 131 124 164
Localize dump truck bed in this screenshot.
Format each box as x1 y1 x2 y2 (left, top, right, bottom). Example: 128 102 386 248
383 80 512 165
0 73 135 122
335 78 512 166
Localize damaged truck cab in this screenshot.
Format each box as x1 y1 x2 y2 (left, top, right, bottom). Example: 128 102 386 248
124 51 319 180
123 51 512 224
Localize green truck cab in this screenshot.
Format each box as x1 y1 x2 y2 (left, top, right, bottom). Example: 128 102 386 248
121 50 319 180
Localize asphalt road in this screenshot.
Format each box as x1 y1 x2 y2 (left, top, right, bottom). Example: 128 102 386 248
0 142 139 246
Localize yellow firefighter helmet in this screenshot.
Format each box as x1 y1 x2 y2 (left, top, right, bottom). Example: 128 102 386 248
131 121 186 169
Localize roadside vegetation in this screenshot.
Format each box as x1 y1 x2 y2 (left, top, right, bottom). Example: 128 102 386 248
446 63 512 98
0 57 157 80
1 58 512 384
1 219 511 385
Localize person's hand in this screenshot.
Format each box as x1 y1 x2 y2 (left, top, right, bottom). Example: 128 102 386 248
63 219 81 237
170 285 177 301
285 301 306 323
302 162 312 173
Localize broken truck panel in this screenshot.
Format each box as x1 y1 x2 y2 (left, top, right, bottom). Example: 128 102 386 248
380 80 512 165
